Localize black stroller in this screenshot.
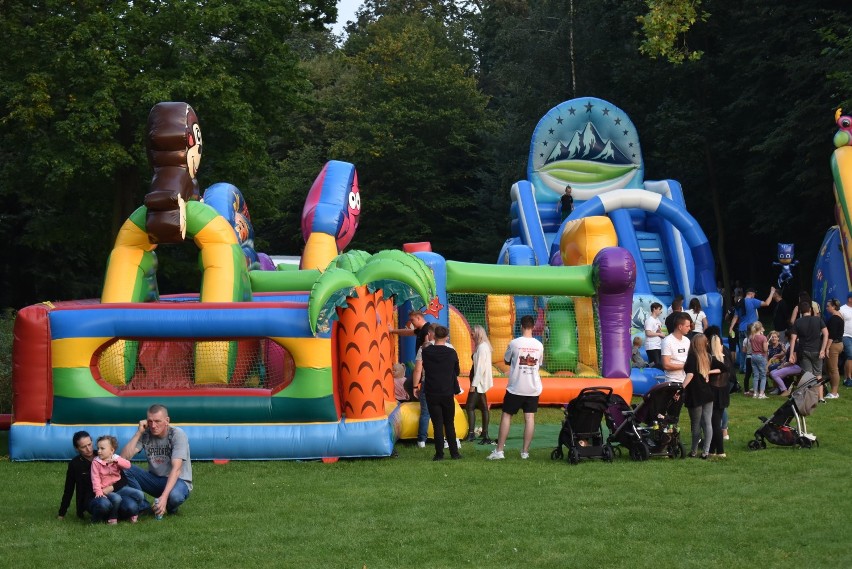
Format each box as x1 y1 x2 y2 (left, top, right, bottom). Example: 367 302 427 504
604 394 651 461
630 381 686 459
551 386 614 464
748 372 827 450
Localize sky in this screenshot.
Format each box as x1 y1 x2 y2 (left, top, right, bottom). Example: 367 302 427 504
332 0 363 36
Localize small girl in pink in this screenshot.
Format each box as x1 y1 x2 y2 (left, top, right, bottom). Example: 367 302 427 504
749 322 769 399
91 435 147 524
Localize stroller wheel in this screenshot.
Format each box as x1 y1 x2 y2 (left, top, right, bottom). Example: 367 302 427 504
797 437 813 449
568 447 580 465
747 439 762 451
629 441 650 461
551 447 564 461
602 444 614 463
674 442 686 459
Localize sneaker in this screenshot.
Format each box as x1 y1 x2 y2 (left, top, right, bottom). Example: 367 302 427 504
758 393 767 399
819 398 826 403
108 518 118 525
130 515 139 524
744 391 754 397
444 440 449 449
714 453 727 459
520 451 530 460
417 441 426 448
752 393 759 399
486 449 505 460
723 435 730 441
844 378 852 387
825 393 840 399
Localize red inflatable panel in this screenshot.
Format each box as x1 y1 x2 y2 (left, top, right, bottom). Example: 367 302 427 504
13 304 54 422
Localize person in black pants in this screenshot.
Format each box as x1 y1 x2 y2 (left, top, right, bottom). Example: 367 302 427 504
414 325 461 461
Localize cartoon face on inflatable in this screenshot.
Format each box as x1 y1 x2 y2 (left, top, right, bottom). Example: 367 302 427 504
777 243 795 265
186 108 203 179
337 174 361 249
835 108 852 148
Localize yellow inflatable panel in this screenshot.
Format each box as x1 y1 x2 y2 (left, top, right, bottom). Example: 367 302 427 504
560 216 618 267
486 294 515 373
397 399 469 440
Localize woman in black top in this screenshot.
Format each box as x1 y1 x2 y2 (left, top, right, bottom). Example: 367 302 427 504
683 333 727 459
705 327 733 457
824 299 844 398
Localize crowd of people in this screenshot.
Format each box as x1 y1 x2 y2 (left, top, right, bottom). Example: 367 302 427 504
59 286 847 523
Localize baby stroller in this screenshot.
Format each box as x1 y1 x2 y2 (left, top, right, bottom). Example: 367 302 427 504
630 381 686 459
604 394 651 461
748 372 827 450
551 386 614 465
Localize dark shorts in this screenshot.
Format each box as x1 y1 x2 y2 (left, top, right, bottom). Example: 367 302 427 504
502 392 539 415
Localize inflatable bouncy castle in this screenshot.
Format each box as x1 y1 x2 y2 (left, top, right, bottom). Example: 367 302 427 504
498 97 724 394
813 109 852 307
11 101 639 461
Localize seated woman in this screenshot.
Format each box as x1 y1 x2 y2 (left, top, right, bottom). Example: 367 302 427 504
768 337 800 396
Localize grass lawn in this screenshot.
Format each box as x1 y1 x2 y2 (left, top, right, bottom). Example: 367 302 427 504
1 386 849 569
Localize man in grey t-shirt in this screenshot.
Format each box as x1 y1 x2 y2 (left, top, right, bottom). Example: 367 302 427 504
121 404 192 517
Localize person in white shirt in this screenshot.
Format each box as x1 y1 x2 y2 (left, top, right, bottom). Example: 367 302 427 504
487 315 543 461
687 298 708 334
838 292 852 385
644 303 665 368
662 312 693 383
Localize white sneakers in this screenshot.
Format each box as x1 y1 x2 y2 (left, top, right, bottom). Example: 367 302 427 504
486 449 530 459
417 441 426 448
825 393 840 399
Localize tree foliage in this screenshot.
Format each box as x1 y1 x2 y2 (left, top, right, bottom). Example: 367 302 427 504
1 0 851 309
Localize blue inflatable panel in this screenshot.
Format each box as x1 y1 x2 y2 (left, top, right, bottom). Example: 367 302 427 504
813 226 849 312
630 367 664 396
10 413 399 461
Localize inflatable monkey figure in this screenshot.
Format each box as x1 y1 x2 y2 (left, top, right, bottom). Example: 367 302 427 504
143 102 202 244
773 243 799 289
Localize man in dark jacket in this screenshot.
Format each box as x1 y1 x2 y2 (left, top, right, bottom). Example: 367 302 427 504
414 326 461 461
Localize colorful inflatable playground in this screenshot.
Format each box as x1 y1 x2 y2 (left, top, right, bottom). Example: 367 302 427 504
812 109 852 307
10 97 727 461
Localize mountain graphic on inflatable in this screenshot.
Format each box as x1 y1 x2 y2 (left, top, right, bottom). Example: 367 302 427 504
544 122 633 166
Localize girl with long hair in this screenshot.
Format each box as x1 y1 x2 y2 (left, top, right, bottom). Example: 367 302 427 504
465 325 495 444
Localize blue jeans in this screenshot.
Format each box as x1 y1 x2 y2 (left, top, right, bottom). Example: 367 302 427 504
843 336 852 359
87 496 112 522
417 388 431 443
751 354 767 394
126 465 190 514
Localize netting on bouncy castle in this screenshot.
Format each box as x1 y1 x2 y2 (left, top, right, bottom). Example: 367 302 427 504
447 292 602 378
94 338 295 391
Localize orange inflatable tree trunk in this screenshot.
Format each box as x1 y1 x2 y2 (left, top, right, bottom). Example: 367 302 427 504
336 286 394 419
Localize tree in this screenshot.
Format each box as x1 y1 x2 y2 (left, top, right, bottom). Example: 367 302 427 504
0 0 334 307
312 9 499 261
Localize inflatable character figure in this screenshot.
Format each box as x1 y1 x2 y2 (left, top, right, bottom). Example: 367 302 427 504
773 243 799 288
835 108 852 148
143 102 203 244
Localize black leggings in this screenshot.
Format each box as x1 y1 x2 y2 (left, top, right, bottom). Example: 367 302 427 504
709 404 725 454
743 357 753 392
465 390 490 437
